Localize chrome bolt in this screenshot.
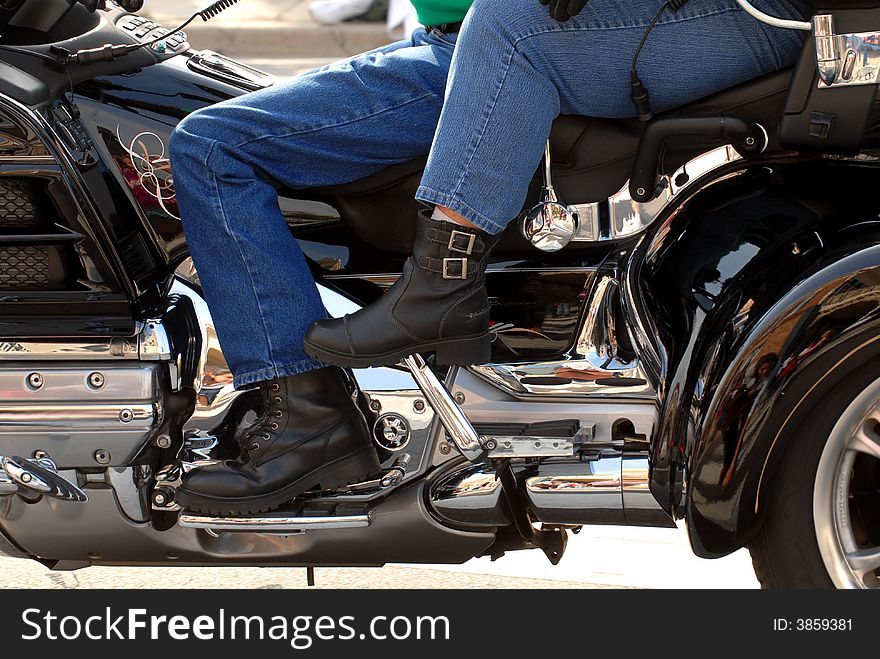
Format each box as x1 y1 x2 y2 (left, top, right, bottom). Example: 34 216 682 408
88 372 105 389
413 399 426 414
454 392 466 405
153 492 167 506
155 434 172 449
438 442 452 455
636 187 647 197
484 439 498 451
26 372 44 390
746 136 756 146
33 450 48 460
94 449 111 465
20 472 32 483
369 400 382 412
119 409 133 423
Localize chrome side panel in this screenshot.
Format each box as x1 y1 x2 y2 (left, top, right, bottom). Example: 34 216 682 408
0 362 163 468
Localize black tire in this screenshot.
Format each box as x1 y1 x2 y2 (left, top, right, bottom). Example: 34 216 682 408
747 345 880 588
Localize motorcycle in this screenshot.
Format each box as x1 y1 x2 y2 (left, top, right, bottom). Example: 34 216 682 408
0 0 878 588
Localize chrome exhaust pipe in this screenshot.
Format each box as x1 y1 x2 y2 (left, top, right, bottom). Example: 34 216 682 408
429 439 674 529
524 439 674 528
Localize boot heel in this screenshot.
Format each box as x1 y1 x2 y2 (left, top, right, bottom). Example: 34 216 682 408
319 447 381 491
434 335 492 367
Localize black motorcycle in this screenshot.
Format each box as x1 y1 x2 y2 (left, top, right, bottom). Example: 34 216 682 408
0 0 877 588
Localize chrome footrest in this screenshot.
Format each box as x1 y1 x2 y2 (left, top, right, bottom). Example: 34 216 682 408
178 508 371 533
0 455 87 502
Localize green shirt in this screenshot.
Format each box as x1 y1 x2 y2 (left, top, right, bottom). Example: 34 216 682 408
410 0 472 26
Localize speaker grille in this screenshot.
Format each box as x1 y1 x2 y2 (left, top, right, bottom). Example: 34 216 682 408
0 180 41 229
0 246 53 289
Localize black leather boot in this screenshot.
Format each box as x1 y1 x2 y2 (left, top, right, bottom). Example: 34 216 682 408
304 211 500 368
176 366 380 515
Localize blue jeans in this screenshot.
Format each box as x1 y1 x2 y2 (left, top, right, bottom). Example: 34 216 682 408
169 0 806 388
417 0 807 231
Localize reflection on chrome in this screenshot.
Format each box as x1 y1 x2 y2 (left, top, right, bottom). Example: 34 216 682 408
572 145 745 242
168 279 240 434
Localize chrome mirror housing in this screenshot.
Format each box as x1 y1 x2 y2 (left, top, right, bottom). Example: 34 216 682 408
521 140 579 252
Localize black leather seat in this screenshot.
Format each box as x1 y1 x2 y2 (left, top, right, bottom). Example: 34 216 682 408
307 67 794 253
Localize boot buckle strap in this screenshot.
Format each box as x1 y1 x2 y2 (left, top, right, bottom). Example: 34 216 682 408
442 257 469 280
448 230 476 255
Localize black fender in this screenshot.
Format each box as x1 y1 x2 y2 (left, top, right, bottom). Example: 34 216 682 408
629 157 880 557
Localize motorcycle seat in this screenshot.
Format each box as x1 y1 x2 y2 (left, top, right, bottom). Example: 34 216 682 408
309 66 794 253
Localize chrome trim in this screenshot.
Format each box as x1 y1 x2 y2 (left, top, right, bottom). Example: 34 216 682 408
168 278 239 433
486 426 592 458
452 365 658 445
736 0 812 31
430 462 510 527
403 355 486 461
0 455 87 502
0 403 157 429
177 512 371 532
812 15 880 89
521 140 580 251
814 14 841 86
107 466 151 523
138 320 173 360
523 443 674 528
0 338 138 360
577 274 638 371
0 364 159 401
0 361 163 468
186 51 275 91
572 145 745 243
0 156 56 164
469 360 653 399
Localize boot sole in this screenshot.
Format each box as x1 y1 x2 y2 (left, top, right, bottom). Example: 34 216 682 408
303 332 492 369
175 447 381 516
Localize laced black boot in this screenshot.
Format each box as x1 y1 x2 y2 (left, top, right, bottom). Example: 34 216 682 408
304 211 500 368
176 366 380 515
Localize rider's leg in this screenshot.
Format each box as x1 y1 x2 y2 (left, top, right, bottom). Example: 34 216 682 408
168 29 458 513
170 28 456 389
304 0 808 367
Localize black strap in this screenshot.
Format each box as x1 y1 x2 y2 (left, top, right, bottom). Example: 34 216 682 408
424 21 464 34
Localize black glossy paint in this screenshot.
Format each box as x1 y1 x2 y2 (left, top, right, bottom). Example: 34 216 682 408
632 159 880 557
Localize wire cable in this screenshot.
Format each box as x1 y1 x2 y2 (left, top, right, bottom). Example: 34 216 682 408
629 0 690 122
67 0 240 65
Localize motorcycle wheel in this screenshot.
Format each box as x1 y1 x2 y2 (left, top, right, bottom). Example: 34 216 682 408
749 350 880 589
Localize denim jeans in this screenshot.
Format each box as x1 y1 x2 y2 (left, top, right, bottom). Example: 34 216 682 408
417 0 808 231
170 28 458 387
169 0 806 388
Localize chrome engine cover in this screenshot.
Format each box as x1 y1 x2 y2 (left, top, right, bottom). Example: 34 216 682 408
0 362 163 468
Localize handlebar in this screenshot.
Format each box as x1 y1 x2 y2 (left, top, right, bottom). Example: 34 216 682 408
66 0 144 12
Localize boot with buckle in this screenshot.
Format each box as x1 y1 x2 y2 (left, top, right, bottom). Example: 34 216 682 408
175 366 380 515
304 210 500 368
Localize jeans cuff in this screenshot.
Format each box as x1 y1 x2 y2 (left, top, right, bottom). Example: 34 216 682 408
415 186 508 234
233 358 327 390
